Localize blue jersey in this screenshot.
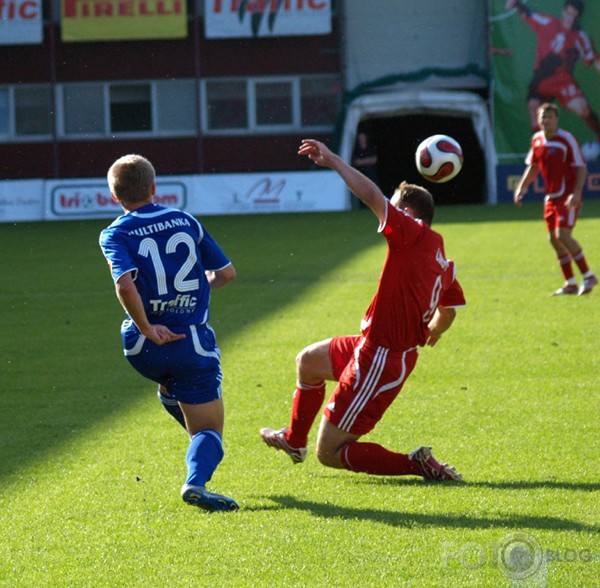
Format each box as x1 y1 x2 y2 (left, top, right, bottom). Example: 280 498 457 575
99 203 230 332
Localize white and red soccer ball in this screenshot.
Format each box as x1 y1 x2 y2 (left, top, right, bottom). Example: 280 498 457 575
415 134 464 183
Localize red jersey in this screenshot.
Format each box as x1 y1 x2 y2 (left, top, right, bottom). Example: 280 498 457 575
523 11 598 77
525 128 585 199
360 203 465 350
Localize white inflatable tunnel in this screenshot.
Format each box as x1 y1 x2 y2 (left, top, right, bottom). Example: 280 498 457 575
339 90 498 204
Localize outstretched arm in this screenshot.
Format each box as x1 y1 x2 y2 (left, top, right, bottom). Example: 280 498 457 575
505 0 531 17
115 272 186 345
299 139 389 224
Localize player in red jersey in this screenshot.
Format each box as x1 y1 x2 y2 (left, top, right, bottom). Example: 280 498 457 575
260 139 466 482
505 0 600 159
513 103 597 296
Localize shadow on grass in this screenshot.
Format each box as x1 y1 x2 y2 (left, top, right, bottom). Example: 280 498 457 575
256 495 598 532
2 203 599 487
351 477 600 492
0 213 383 483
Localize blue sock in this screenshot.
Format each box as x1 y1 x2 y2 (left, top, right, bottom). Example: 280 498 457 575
157 388 186 429
185 429 224 488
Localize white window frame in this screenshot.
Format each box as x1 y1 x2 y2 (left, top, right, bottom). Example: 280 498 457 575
201 74 339 136
0 84 54 142
0 87 15 139
56 80 199 140
0 74 340 143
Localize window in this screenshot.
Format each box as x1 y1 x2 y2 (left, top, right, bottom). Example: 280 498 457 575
301 76 342 127
62 84 104 135
14 85 53 137
155 80 198 133
57 80 198 139
255 81 293 126
0 89 9 136
0 74 342 143
110 84 152 133
201 74 341 135
205 80 247 130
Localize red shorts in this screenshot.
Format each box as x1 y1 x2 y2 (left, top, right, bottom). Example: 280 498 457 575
325 336 418 435
531 74 585 108
544 196 580 231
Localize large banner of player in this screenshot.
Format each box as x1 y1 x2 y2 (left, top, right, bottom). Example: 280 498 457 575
490 0 600 202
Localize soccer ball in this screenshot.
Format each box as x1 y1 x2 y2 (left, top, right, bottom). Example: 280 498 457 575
415 135 464 183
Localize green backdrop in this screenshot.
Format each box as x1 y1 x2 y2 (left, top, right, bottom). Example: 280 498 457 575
490 0 600 162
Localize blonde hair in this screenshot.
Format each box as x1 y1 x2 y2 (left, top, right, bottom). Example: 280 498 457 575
107 154 155 204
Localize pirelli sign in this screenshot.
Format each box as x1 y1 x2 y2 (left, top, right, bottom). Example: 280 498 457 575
61 0 187 41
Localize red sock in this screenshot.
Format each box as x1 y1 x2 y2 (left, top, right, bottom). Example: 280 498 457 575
572 249 590 275
558 253 574 281
340 441 421 476
286 381 325 448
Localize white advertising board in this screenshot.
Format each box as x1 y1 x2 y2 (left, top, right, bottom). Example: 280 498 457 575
0 170 348 222
190 171 347 215
45 178 188 219
0 180 44 221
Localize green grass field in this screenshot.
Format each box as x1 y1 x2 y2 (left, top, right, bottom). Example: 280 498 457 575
1 202 598 587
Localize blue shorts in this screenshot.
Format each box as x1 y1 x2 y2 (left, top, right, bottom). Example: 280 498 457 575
122 322 223 405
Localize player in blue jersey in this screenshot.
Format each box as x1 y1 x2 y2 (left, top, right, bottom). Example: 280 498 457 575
99 154 238 512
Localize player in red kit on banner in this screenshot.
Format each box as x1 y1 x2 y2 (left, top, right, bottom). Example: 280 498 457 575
513 103 597 296
505 0 600 160
260 139 465 482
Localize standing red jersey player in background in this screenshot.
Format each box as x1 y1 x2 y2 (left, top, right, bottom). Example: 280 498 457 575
513 103 597 296
505 0 600 160
260 139 465 482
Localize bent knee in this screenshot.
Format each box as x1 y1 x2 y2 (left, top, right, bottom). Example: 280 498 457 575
295 339 333 382
316 447 338 468
316 443 345 469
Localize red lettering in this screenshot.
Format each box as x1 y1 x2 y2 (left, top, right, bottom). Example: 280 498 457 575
96 193 115 206
211 0 326 13
95 2 113 16
63 0 181 18
0 0 15 18
21 0 39 18
63 0 83 18
139 1 180 16
59 193 80 208
119 1 134 16
588 173 600 190
155 193 179 205
0 0 40 19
